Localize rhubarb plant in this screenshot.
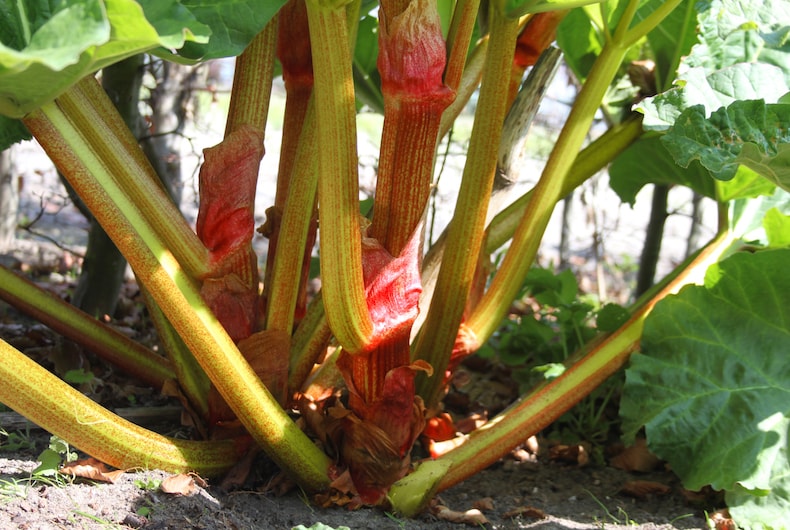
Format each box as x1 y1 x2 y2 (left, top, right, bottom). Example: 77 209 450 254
0 0 788 523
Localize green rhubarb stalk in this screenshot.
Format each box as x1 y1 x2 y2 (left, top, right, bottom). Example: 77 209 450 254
465 0 683 348
23 96 331 491
0 265 175 389
57 77 210 279
0 339 240 476
444 0 482 92
439 38 487 140
265 0 318 334
225 20 278 137
140 286 210 420
266 100 319 335
288 291 333 395
305 0 373 354
412 7 521 405
391 229 735 516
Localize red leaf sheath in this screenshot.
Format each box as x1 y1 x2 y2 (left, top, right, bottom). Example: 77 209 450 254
196 125 263 341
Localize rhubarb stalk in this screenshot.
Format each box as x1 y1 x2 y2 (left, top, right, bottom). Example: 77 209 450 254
412 6 521 407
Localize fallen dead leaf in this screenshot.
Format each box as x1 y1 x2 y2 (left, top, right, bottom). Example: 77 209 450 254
60 458 125 483
472 497 494 511
610 437 661 472
620 480 671 499
160 473 205 496
502 506 547 519
433 505 489 525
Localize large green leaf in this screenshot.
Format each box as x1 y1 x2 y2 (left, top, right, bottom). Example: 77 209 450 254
157 0 286 63
638 0 790 130
608 133 715 205
643 0 697 93
621 249 790 497
661 100 790 190
763 207 790 248
0 0 211 119
556 6 602 82
727 444 790 530
639 63 789 130
685 0 790 76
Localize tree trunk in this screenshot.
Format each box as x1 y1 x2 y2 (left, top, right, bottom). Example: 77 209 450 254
635 184 669 297
0 146 18 253
139 60 200 208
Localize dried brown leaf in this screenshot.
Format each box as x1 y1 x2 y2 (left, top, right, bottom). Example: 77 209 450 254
610 437 661 472
548 443 590 466
472 497 494 511
620 480 671 499
60 458 125 483
160 473 200 496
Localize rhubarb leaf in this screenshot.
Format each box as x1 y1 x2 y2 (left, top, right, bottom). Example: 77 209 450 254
727 444 790 530
621 249 790 497
638 64 790 130
609 134 715 205
158 0 287 62
637 0 790 130
0 0 211 119
661 100 790 190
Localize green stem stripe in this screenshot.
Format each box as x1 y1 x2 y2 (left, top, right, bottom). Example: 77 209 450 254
413 10 521 407
225 20 278 137
392 230 734 514
63 77 210 279
0 265 175 389
267 99 319 335
23 98 331 491
0 339 239 476
305 0 373 354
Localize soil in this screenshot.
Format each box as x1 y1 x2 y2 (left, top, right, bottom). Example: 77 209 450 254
0 432 710 530
0 291 715 530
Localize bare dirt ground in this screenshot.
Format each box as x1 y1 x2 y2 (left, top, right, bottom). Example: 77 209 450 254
0 431 710 530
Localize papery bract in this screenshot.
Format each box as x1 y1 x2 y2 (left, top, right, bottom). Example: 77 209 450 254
196 125 263 281
195 125 263 341
378 0 451 102
360 229 422 352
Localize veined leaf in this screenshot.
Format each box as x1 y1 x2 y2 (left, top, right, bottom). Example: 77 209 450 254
727 444 790 530
0 0 211 119
621 249 790 496
157 0 287 63
638 0 790 130
661 100 790 190
639 63 789 130
609 133 715 205
685 0 790 76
